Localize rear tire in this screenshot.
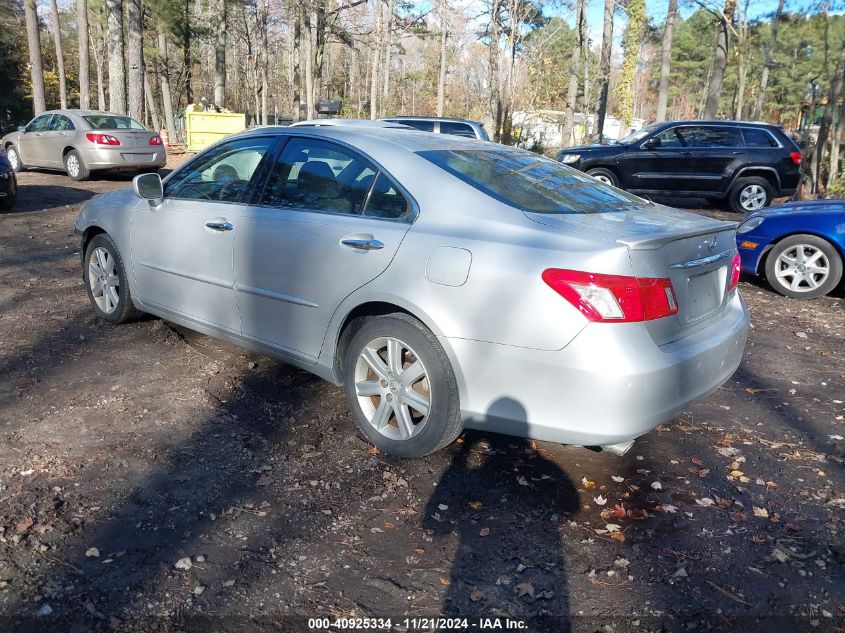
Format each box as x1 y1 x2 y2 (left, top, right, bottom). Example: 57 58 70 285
64 149 90 181
84 233 144 323
764 234 843 299
6 145 24 172
729 177 773 213
0 191 15 212
343 313 462 458
586 167 619 188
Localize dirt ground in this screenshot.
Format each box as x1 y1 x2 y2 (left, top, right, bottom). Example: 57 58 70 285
0 169 843 633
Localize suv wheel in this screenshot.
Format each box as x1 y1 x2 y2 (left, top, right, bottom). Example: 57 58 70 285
586 168 619 187
729 177 773 213
764 234 843 299
343 313 462 458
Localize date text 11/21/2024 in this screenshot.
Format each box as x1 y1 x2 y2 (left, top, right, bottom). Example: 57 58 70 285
307 617 528 630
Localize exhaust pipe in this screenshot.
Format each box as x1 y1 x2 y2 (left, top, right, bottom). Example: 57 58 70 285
601 440 635 457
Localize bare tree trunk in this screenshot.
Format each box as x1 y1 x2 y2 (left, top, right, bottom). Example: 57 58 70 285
305 8 315 119
595 0 613 141
291 3 302 121
655 0 677 122
369 0 382 119
436 0 448 116
78 0 91 108
702 0 734 119
106 0 126 114
734 51 747 119
487 0 502 140
261 0 269 124
127 0 144 121
144 72 160 131
828 95 845 185
816 43 845 190
49 0 67 108
214 0 227 106
182 0 193 104
93 24 106 110
562 0 583 145
24 0 46 115
381 0 393 114
157 28 176 140
751 0 784 120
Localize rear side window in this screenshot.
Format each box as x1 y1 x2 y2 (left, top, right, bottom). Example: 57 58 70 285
364 173 408 219
440 122 477 138
419 149 649 215
50 115 75 131
683 126 742 148
741 128 778 147
392 119 435 132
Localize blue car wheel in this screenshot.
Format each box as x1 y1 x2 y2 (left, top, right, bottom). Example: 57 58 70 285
764 234 843 299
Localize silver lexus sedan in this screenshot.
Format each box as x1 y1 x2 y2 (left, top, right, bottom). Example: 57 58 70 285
3 109 165 181
74 125 749 458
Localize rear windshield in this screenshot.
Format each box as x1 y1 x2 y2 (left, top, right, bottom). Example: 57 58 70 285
418 149 650 214
84 115 146 130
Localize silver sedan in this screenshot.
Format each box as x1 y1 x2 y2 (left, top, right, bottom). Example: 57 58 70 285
3 109 165 181
74 124 749 458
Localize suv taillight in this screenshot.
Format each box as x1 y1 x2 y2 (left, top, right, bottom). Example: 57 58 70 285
728 253 741 292
86 133 120 146
542 269 678 322
149 134 163 146
789 151 802 166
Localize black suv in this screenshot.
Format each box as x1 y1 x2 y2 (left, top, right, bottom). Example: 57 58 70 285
556 120 802 213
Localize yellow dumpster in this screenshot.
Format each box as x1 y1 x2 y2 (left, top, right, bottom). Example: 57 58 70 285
181 105 246 152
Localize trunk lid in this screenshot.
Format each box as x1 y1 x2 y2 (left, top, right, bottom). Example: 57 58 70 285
108 130 157 148
525 204 739 344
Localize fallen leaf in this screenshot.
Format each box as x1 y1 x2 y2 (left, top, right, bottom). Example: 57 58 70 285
611 476 625 483
651 481 663 490
414 547 425 555
516 582 535 598
174 557 193 571
439 577 451 586
479 527 491 537
367 446 380 455
605 523 621 532
222 579 235 587
692 457 705 466
627 507 649 520
384 522 395 529
660 504 678 513
752 506 769 519
14 517 33 534
85 547 100 558
468 501 482 510
729 470 744 478
517 476 529 486
581 477 596 489
610 531 626 543
594 494 608 506
695 498 715 507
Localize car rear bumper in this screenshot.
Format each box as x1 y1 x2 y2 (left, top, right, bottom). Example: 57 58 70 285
78 146 166 170
447 291 749 447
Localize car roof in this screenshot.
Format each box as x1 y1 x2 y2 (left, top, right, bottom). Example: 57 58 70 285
42 109 131 117
653 119 782 129
289 119 412 129
381 116 485 126
237 125 493 153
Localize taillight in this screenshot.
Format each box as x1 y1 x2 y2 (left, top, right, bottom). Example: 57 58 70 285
789 151 802 166
149 134 163 146
85 133 121 146
542 269 678 323
728 252 741 292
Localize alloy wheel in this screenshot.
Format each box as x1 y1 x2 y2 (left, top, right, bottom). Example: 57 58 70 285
353 336 431 441
66 154 80 178
773 244 830 293
592 174 613 185
7 148 19 170
739 184 767 211
88 246 120 314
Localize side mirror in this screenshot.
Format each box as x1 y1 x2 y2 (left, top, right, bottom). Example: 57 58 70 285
642 138 660 149
133 172 163 201
17 126 25 132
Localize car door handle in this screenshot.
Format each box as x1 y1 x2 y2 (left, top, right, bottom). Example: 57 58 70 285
205 221 234 232
341 238 384 251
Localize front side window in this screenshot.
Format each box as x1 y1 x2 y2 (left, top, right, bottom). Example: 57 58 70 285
683 126 742 148
165 137 275 203
50 115 75 131
620 124 660 145
440 122 476 138
84 115 146 130
26 115 52 133
420 148 649 215
653 128 686 148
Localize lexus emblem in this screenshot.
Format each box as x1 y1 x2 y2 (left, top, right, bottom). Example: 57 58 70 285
706 236 717 251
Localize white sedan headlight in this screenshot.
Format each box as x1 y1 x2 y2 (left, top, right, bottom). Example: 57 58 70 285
559 153 581 164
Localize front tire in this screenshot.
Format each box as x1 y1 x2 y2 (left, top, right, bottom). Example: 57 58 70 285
64 149 90 181
729 177 773 213
84 234 144 323
6 145 24 172
0 191 15 211
764 234 843 299
343 314 462 458
586 167 619 187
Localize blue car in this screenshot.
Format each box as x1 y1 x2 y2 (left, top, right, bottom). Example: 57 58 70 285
736 199 845 298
